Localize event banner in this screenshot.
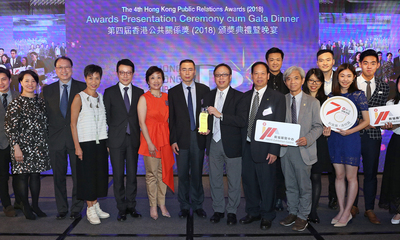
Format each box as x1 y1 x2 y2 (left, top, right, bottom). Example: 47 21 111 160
254 120 300 146
66 0 318 93
369 104 400 127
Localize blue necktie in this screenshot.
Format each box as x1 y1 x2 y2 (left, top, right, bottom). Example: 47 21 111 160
60 84 68 118
124 87 131 134
187 86 196 131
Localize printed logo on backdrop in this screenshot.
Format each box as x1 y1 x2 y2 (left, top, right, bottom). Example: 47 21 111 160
320 96 357 131
254 120 300 146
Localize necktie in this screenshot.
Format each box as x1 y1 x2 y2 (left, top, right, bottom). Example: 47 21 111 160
124 87 131 134
366 81 371 101
2 93 8 110
187 86 196 131
291 96 297 124
60 84 68 118
247 91 259 139
213 92 224 142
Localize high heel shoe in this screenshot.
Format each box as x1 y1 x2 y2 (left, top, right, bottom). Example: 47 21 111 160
22 205 36 220
331 218 339 224
31 206 47 217
150 206 158 220
334 214 352 227
159 205 171 218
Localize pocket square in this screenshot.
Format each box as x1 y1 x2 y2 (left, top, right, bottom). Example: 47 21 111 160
263 107 272 116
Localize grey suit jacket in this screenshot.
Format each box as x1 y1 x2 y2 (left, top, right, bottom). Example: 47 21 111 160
280 92 323 165
0 90 20 149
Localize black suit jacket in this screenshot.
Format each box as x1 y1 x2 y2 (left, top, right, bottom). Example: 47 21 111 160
203 87 246 158
10 57 21 69
241 87 286 162
43 79 86 150
394 56 400 78
103 83 144 149
169 82 210 150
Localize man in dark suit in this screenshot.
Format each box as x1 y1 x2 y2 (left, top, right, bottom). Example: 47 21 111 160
169 59 210 218
9 49 21 71
0 68 19 217
104 59 144 222
394 49 400 79
43 56 86 220
239 62 286 230
354 49 389 224
202 63 246 225
30 52 46 86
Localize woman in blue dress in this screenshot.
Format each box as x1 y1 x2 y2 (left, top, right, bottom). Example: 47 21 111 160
324 63 370 227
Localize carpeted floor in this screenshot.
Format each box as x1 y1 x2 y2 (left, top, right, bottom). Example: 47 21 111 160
0 175 399 239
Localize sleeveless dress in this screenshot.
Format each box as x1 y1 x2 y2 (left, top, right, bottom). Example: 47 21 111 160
138 91 175 192
327 91 368 166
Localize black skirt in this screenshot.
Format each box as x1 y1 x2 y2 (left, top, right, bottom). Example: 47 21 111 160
76 140 108 201
311 135 333 174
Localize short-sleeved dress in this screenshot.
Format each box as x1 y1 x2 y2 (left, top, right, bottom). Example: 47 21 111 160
4 95 51 174
138 91 175 192
327 91 368 166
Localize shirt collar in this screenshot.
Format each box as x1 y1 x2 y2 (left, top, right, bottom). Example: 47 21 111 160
119 82 131 91
358 75 375 85
254 85 267 96
59 79 72 89
217 86 230 95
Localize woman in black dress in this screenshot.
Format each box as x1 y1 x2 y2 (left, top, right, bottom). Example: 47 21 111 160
5 70 51 220
302 68 332 223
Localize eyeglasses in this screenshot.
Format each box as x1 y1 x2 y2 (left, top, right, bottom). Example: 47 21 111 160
118 71 133 76
214 73 230 78
56 66 72 70
308 79 322 85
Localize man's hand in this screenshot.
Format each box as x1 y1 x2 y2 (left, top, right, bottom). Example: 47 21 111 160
198 129 211 135
207 106 221 118
296 137 307 146
266 153 277 164
171 143 179 155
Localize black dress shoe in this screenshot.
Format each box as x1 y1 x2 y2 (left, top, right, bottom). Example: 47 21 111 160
260 218 272 230
56 212 68 220
31 206 47 218
307 212 320 223
22 206 36 220
127 208 142 218
227 213 237 225
239 214 261 224
275 199 284 211
117 211 127 222
70 212 82 219
210 212 224 223
179 209 190 218
195 208 207 218
328 197 338 210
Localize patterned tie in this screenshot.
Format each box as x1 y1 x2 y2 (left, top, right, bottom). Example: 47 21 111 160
2 93 7 110
124 87 131 134
213 91 224 142
291 96 297 124
187 87 196 131
60 84 68 118
366 81 371 101
247 91 259 139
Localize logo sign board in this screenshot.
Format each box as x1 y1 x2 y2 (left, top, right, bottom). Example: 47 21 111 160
254 120 300 146
320 96 357 131
369 104 400 126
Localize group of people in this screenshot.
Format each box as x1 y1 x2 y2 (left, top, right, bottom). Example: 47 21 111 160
0 48 399 233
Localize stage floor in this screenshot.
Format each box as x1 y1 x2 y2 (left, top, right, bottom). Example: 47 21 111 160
0 175 399 240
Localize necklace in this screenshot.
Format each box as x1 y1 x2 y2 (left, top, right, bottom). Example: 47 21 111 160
86 93 100 144
87 95 99 108
151 92 162 98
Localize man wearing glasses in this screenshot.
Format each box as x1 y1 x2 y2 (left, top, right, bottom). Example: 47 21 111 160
104 59 144 221
43 56 86 220
201 63 246 225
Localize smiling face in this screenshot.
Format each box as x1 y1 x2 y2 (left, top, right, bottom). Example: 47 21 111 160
361 55 379 80
21 74 37 95
0 73 11 93
338 69 355 93
266 52 283 75
214 65 231 91
252 64 269 90
55 58 73 83
317 52 335 74
84 72 101 91
307 74 322 95
148 71 163 90
117 64 134 86
285 70 305 96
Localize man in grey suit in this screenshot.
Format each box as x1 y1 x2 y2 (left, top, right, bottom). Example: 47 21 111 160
0 68 20 217
279 66 323 231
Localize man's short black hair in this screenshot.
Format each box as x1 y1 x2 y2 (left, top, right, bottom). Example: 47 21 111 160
251 61 270 74
377 51 382 55
10 49 17 54
0 67 11 79
213 63 232 76
360 49 379 63
116 59 135 73
0 48 4 51
84 64 103 78
179 59 195 68
54 56 73 67
317 49 334 59
265 47 284 61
